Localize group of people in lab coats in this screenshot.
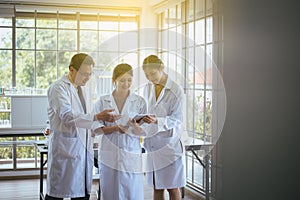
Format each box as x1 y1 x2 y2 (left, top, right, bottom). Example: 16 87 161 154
46 53 185 200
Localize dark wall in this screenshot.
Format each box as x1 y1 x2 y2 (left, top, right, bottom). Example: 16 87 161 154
221 0 300 199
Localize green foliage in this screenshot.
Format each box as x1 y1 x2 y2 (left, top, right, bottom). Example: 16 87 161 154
187 92 212 140
0 136 45 159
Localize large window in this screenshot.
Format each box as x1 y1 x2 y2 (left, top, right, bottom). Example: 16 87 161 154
158 0 224 196
0 6 139 93
0 5 139 171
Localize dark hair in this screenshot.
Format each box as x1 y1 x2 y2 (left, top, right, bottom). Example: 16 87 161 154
69 53 94 71
142 55 164 70
112 63 133 81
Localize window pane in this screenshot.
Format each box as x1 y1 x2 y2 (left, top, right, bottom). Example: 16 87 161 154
0 28 12 48
176 51 184 78
195 0 205 19
169 27 176 50
177 4 182 25
16 137 36 169
162 11 168 29
176 25 183 50
0 139 13 169
0 96 11 127
187 0 194 21
186 89 195 131
16 28 35 49
80 20 98 30
36 29 56 50
99 31 118 52
169 7 176 28
16 15 35 27
193 159 204 187
195 46 205 89
120 22 137 31
186 154 193 182
59 14 77 29
36 29 57 50
119 52 138 69
186 47 195 88
80 30 98 51
195 19 205 45
16 50 35 88
37 13 57 28
0 17 12 26
187 22 194 47
99 21 118 31
58 30 77 50
206 0 213 15
194 90 205 134
206 17 213 43
120 31 137 52
98 52 118 70
16 145 35 168
0 50 12 88
36 51 57 89
205 90 212 136
58 51 76 77
161 30 168 50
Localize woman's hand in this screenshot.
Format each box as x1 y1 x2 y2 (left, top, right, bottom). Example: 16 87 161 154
115 124 129 134
128 119 142 135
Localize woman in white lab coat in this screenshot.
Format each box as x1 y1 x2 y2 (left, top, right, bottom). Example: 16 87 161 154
92 63 146 200
141 55 186 200
46 53 118 200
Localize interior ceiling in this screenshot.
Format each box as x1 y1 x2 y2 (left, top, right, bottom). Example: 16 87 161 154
2 0 166 7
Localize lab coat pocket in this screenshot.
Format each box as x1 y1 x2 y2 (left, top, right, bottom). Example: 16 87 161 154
58 136 80 159
159 131 172 138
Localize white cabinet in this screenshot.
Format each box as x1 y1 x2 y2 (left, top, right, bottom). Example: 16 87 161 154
10 95 48 129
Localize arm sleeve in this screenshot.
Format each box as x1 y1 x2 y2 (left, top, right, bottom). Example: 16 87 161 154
91 99 105 135
48 83 95 129
147 86 183 137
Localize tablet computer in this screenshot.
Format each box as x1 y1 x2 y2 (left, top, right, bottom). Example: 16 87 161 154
132 114 155 122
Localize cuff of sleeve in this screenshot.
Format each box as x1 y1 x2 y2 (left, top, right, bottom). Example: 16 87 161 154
157 117 167 132
91 121 104 132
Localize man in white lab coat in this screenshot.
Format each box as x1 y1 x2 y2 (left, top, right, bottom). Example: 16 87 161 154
46 53 119 200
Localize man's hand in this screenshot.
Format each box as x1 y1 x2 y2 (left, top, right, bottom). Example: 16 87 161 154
142 115 157 124
95 109 121 122
128 119 142 135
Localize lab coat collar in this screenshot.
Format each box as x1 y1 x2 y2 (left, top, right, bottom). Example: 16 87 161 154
152 76 173 104
164 76 173 90
61 75 84 111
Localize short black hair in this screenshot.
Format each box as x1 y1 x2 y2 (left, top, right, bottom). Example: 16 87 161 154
142 55 164 70
69 53 94 71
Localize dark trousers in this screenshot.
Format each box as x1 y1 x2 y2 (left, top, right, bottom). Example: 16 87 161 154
45 194 90 200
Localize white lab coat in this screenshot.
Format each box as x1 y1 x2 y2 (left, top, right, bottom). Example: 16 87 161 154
92 91 146 200
143 76 186 189
47 75 95 198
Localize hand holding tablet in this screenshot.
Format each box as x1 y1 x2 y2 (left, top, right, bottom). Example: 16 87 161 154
132 114 156 123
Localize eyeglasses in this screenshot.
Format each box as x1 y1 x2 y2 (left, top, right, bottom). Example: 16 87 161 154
77 71 93 78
